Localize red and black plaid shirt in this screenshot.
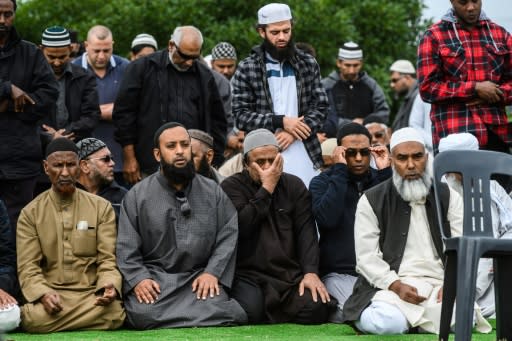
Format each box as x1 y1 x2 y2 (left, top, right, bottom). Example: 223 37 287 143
418 11 512 152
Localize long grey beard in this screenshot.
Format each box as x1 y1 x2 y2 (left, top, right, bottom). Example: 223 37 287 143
392 165 432 203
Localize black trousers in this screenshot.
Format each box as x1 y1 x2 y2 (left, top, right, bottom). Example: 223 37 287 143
230 276 331 324
0 177 38 238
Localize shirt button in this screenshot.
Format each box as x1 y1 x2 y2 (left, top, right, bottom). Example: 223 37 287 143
401 232 407 237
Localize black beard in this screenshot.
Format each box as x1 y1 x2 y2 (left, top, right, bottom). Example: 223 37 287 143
0 25 11 40
197 155 212 179
161 159 196 186
262 36 295 62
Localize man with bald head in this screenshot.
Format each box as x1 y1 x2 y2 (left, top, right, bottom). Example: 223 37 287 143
342 128 491 335
17 138 125 333
73 25 129 188
114 26 227 185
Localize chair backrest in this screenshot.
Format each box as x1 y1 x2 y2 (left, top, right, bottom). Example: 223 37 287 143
433 150 512 239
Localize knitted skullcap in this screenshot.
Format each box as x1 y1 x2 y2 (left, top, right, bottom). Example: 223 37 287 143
390 127 425 151
131 33 158 50
211 42 237 60
41 26 71 47
243 129 279 155
153 122 187 147
76 138 107 160
258 3 292 25
338 41 363 60
188 129 214 149
336 122 371 146
45 138 79 159
438 133 479 153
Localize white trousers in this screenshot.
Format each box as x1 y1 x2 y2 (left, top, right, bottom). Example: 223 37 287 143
355 301 409 335
0 304 21 332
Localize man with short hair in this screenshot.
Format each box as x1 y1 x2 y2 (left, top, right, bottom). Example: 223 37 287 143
342 127 490 335
211 42 237 80
0 199 20 332
73 25 129 186
321 42 389 138
309 123 391 322
189 129 224 183
0 0 59 232
232 3 328 186
363 116 392 148
116 122 246 329
129 33 157 61
76 137 127 218
39 26 100 143
17 138 125 333
389 60 418 131
221 128 333 324
113 26 227 184
418 0 512 153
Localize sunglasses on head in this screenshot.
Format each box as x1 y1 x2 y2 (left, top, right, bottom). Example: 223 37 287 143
175 191 191 217
86 155 114 163
345 148 371 158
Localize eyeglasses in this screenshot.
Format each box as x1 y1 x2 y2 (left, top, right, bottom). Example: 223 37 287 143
175 45 200 61
175 191 191 217
86 155 114 163
390 76 404 84
345 148 371 158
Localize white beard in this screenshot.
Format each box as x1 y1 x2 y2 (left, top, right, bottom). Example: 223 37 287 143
392 165 432 203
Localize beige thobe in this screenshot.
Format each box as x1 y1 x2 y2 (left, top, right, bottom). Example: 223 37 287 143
17 189 125 333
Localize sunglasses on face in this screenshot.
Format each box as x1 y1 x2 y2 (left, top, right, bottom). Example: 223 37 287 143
175 46 200 61
345 148 371 158
86 155 114 163
175 191 191 217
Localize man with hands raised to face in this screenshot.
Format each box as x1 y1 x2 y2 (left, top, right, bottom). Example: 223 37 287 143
221 129 334 324
309 122 391 322
116 122 247 329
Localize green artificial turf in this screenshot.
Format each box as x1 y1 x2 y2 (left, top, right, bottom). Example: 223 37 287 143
4 321 498 341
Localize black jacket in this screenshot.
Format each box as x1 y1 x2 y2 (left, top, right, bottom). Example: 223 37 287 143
309 164 392 276
0 28 59 179
40 63 100 143
113 50 227 172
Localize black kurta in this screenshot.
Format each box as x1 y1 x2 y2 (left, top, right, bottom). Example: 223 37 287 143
221 170 320 322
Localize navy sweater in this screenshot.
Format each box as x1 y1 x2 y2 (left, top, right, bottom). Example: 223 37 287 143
309 163 391 276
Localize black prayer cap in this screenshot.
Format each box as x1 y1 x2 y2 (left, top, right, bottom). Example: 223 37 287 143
153 122 188 148
45 138 79 159
336 122 372 146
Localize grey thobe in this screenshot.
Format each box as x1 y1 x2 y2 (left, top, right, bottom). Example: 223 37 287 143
116 173 247 329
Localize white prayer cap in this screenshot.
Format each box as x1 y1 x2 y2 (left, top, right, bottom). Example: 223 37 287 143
131 33 158 50
258 3 292 25
390 59 415 74
438 133 479 153
390 127 425 151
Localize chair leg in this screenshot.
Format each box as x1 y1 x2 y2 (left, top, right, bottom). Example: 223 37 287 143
439 251 457 341
494 256 512 340
453 240 480 341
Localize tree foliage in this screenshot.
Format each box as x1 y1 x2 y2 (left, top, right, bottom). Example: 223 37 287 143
15 0 429 100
